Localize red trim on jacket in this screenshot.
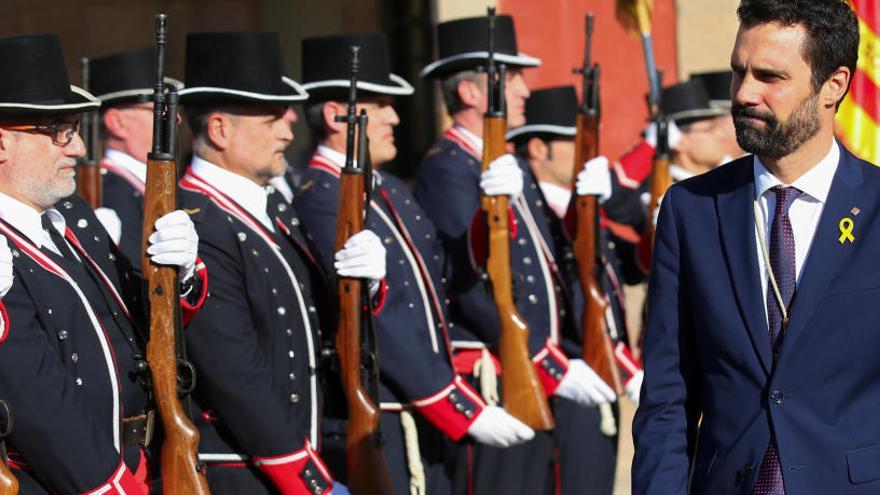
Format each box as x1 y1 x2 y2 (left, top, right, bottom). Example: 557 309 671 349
181 258 209 326
532 339 571 396
452 349 502 376
413 375 486 441
0 302 9 345
252 439 334 495
80 454 148 495
613 140 656 188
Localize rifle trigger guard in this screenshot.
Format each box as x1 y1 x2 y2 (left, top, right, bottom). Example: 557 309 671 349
176 358 197 396
0 400 13 439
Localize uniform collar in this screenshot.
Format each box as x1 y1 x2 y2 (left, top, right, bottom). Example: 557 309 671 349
190 155 274 231
314 145 384 186
0 192 66 249
452 125 483 154
753 139 840 203
104 149 147 184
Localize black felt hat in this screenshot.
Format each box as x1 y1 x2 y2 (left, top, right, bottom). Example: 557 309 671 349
420 15 540 79
690 70 732 110
179 31 308 105
301 32 413 101
506 86 578 141
0 34 99 118
661 79 726 125
88 47 183 107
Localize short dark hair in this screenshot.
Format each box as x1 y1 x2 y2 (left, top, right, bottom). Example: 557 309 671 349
440 70 482 115
185 105 218 138
303 102 330 148
737 0 859 93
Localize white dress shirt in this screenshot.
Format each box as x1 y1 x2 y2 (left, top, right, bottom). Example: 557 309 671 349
538 181 571 218
104 149 147 185
753 139 840 303
0 192 70 257
454 125 483 155
190 156 275 232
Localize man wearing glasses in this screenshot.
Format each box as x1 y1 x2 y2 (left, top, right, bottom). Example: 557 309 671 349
87 48 184 263
0 34 206 494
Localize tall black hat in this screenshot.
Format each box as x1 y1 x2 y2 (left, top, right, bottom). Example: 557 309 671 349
690 70 732 110
506 86 578 141
420 15 540 79
661 79 726 125
301 32 413 101
0 34 99 118
179 31 308 105
88 47 183 107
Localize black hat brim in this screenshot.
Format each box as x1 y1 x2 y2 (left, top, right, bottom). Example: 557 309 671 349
97 77 184 107
506 124 576 142
0 85 100 118
421 51 540 79
668 107 728 124
178 76 308 105
302 73 414 102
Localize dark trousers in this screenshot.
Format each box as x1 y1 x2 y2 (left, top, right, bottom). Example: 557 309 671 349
554 398 619 495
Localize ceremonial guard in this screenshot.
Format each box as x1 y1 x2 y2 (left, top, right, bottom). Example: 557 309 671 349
416 16 617 494
0 34 206 494
87 47 184 263
507 85 644 495
295 32 533 495
176 31 352 494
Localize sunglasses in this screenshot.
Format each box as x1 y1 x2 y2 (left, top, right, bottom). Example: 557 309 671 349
1 120 81 147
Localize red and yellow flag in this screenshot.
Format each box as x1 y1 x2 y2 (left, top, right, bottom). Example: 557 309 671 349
836 0 880 165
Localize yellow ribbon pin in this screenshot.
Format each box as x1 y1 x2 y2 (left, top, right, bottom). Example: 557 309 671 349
839 217 855 244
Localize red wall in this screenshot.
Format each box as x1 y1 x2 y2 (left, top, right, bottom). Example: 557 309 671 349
499 0 678 160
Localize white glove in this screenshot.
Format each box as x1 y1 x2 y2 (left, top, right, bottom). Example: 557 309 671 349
467 405 535 448
335 230 386 296
625 370 644 406
479 154 524 201
555 359 617 407
0 235 12 299
146 210 198 283
576 156 612 202
94 207 122 245
644 119 682 150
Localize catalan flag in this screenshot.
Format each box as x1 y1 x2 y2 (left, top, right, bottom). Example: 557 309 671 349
836 0 880 165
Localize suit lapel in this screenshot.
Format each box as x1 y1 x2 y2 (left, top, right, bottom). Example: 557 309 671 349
778 148 864 360
716 159 773 375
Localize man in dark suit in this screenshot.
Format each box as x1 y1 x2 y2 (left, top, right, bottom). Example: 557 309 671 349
633 1 868 494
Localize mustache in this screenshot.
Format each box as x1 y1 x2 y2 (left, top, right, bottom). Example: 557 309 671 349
731 104 775 123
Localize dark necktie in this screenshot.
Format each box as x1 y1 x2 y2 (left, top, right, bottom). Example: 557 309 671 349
41 213 79 263
753 185 801 495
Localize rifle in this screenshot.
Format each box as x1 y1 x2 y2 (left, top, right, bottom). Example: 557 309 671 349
76 57 102 208
646 104 671 245
481 7 554 431
0 400 17 495
571 14 624 398
333 46 395 495
140 15 210 495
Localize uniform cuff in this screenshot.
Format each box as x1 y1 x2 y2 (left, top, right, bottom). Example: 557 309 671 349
253 440 334 495
532 339 570 397
81 458 143 495
413 375 486 441
181 258 208 326
615 341 643 384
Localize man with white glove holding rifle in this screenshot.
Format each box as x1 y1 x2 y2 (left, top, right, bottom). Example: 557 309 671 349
0 33 207 494
296 32 533 495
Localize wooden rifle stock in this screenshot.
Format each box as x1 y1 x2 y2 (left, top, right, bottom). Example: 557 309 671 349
572 113 623 395
335 171 394 495
0 400 17 495
142 14 210 495
76 57 102 208
334 45 395 495
482 116 555 431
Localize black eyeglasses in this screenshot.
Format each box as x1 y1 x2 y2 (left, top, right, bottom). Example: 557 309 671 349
1 120 81 146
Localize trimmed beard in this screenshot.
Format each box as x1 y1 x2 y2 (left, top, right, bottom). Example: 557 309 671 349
732 91 821 159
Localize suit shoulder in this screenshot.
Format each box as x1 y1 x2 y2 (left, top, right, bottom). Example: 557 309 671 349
672 155 753 197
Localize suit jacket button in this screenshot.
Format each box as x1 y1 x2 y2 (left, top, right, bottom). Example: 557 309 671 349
770 390 784 405
290 394 300 403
